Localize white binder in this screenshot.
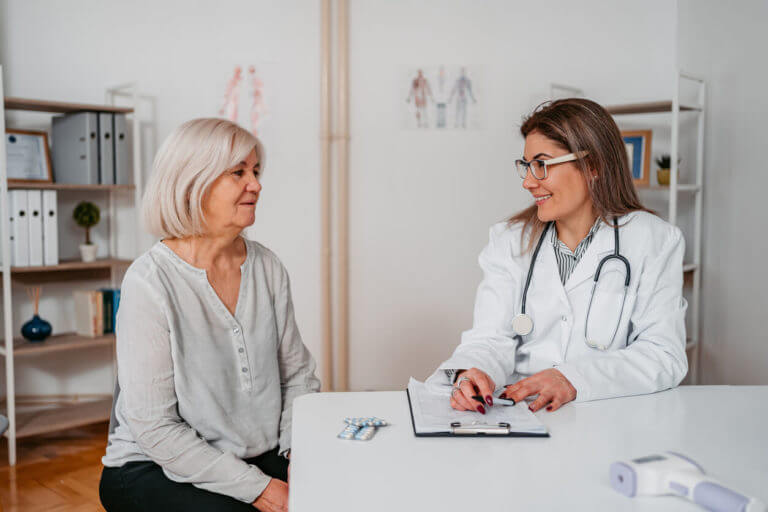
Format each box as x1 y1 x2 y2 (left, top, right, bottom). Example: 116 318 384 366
42 190 59 266
27 190 43 266
9 190 29 266
98 113 115 185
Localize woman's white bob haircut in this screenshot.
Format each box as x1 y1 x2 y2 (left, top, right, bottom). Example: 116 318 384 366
142 118 264 239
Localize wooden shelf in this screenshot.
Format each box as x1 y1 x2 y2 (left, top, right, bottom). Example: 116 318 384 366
11 398 112 439
605 101 702 115
683 263 698 273
3 258 132 274
686 338 697 351
4 97 133 114
0 332 114 357
7 182 134 191
637 184 701 192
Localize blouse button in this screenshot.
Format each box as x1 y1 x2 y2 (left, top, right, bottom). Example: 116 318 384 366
241 367 248 373
233 327 240 334
238 347 245 353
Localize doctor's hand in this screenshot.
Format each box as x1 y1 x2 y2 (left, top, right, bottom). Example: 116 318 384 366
450 368 496 414
501 369 576 413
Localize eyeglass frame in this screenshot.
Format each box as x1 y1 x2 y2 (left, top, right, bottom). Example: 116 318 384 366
515 150 589 180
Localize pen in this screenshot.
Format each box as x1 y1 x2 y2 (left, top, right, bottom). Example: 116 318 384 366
469 395 487 414
472 393 516 406
493 395 517 406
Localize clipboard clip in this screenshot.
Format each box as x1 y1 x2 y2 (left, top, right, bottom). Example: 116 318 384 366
450 422 511 435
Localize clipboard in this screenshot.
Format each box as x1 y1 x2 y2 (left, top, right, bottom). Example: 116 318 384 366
406 382 550 438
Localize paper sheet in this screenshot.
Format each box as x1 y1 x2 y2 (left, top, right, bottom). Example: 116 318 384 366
408 378 548 435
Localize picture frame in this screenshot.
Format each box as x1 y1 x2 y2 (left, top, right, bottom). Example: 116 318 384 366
621 130 652 187
4 129 54 184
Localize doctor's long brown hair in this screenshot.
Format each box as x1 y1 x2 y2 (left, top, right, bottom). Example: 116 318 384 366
509 98 652 252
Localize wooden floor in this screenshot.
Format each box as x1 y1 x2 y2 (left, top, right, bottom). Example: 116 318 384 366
0 422 108 511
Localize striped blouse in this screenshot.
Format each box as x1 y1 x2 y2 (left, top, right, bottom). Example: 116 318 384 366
551 218 603 285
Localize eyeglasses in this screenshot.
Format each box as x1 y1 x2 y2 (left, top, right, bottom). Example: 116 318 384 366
515 151 589 180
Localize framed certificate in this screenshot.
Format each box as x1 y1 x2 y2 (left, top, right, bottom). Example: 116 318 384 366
5 129 54 183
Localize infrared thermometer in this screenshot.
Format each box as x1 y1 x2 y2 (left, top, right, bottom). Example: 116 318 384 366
610 452 766 512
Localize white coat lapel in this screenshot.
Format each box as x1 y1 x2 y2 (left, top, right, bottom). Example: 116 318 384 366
563 222 614 293
536 234 570 305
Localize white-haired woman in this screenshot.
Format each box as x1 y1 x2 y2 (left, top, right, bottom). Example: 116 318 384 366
99 118 319 512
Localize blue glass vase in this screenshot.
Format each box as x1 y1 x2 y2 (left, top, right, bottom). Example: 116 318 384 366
21 314 52 342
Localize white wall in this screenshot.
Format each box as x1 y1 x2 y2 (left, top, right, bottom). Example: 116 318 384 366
348 0 677 389
0 0 322 394
678 0 768 385
9 1 748 397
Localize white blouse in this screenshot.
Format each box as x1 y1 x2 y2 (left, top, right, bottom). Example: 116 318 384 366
102 237 320 503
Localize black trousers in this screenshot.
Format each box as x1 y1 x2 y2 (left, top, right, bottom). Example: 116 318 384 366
99 448 289 512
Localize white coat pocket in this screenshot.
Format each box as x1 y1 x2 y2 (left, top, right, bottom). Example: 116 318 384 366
583 288 636 351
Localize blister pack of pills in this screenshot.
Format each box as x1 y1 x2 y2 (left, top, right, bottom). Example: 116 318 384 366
344 417 388 427
354 425 376 441
337 424 361 440
338 417 388 441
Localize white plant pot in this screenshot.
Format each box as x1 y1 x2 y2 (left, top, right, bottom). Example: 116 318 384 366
80 244 98 263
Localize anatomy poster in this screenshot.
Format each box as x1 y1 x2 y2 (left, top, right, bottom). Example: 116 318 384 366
217 64 270 138
403 66 482 130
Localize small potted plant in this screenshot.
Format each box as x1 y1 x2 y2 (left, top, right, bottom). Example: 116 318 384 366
654 154 681 186
73 201 100 262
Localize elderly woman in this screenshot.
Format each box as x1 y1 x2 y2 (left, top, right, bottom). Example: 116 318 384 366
99 118 320 512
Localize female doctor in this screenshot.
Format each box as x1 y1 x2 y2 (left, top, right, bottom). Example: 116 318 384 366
430 98 688 414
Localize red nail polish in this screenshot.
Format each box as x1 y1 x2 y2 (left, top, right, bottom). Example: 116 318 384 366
528 405 534 412
477 405 486 414
546 406 553 411
485 395 493 406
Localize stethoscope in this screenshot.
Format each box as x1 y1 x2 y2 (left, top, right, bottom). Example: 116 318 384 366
510 217 631 351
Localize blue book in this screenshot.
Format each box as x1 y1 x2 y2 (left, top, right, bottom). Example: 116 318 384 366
112 289 121 332
100 288 121 334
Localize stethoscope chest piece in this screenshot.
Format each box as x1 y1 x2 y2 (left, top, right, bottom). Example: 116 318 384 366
512 313 533 336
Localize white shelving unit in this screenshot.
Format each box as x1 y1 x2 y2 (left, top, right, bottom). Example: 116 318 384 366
0 65 143 465
605 70 706 384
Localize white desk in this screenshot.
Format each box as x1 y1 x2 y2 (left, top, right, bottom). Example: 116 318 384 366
290 386 768 511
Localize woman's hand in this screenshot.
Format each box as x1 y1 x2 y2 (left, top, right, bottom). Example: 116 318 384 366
253 478 289 512
501 369 576 412
449 368 496 413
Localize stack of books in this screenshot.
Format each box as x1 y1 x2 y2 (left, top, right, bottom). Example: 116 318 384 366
73 288 121 337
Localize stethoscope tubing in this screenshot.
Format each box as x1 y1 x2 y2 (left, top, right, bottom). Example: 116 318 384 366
517 216 631 350
520 221 552 315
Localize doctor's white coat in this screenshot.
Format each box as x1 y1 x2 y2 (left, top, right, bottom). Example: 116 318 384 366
430 211 688 402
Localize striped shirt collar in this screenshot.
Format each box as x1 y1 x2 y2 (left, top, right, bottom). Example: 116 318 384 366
550 217 603 285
